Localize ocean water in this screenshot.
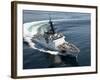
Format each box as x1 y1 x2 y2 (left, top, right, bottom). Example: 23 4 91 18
23 10 91 69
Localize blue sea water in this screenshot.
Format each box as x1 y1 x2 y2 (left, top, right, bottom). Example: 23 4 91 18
23 10 91 69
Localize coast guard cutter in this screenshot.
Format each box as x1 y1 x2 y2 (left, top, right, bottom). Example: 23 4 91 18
23 16 80 57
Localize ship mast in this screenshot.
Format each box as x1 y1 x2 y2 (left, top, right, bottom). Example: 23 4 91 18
48 16 55 34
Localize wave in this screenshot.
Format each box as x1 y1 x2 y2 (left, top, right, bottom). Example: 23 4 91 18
24 20 61 55
24 18 89 35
